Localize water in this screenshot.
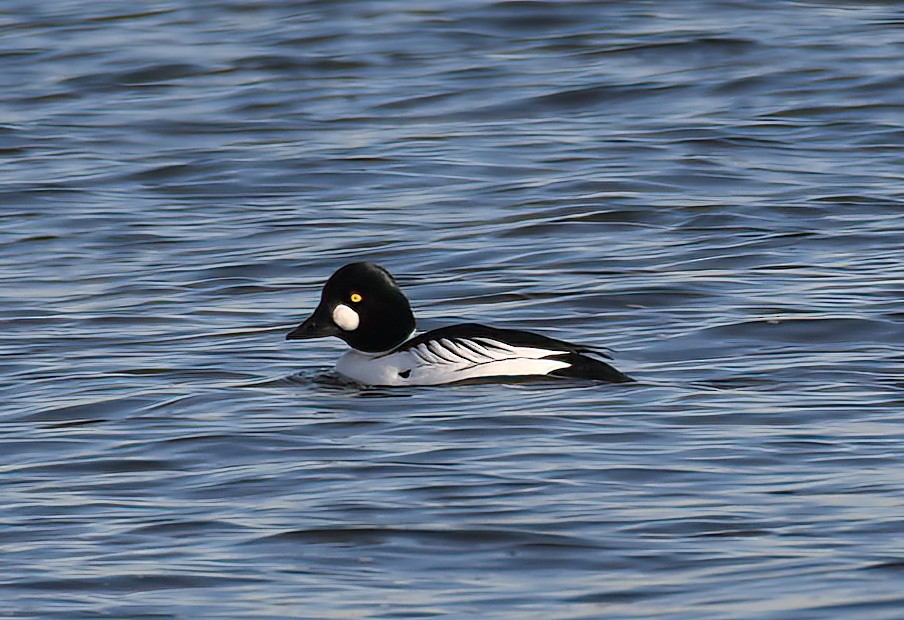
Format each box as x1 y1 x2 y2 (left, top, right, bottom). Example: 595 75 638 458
2 0 902 617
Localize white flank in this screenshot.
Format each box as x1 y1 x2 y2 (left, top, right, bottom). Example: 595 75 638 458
333 336 572 386
332 304 359 331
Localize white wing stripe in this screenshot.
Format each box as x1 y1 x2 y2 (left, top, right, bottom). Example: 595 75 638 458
438 338 474 364
510 345 565 359
458 338 492 356
413 344 444 364
405 334 571 376
442 339 486 364
427 340 460 363
473 337 517 352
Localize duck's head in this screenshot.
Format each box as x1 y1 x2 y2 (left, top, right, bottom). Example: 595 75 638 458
286 262 415 353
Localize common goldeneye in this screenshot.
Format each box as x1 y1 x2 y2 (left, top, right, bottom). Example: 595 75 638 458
286 262 633 386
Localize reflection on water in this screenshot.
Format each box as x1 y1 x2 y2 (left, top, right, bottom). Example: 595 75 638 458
1 1 902 617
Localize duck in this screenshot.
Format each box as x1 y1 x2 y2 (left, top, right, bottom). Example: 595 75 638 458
286 262 633 386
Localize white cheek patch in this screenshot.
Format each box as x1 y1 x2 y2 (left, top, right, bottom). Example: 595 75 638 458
332 304 360 331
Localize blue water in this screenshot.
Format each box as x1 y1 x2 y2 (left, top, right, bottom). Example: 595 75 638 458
2 1 902 617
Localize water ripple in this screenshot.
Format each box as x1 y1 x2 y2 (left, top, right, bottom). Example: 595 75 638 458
1 0 902 617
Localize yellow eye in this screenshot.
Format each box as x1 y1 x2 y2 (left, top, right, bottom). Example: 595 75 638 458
350 292 363 303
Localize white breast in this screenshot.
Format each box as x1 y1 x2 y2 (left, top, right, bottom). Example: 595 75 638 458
333 336 571 386
334 349 416 386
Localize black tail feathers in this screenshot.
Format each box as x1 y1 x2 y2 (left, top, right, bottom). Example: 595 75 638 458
551 352 634 383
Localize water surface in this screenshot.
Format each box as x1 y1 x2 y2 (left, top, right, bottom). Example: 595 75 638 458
1 1 902 618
